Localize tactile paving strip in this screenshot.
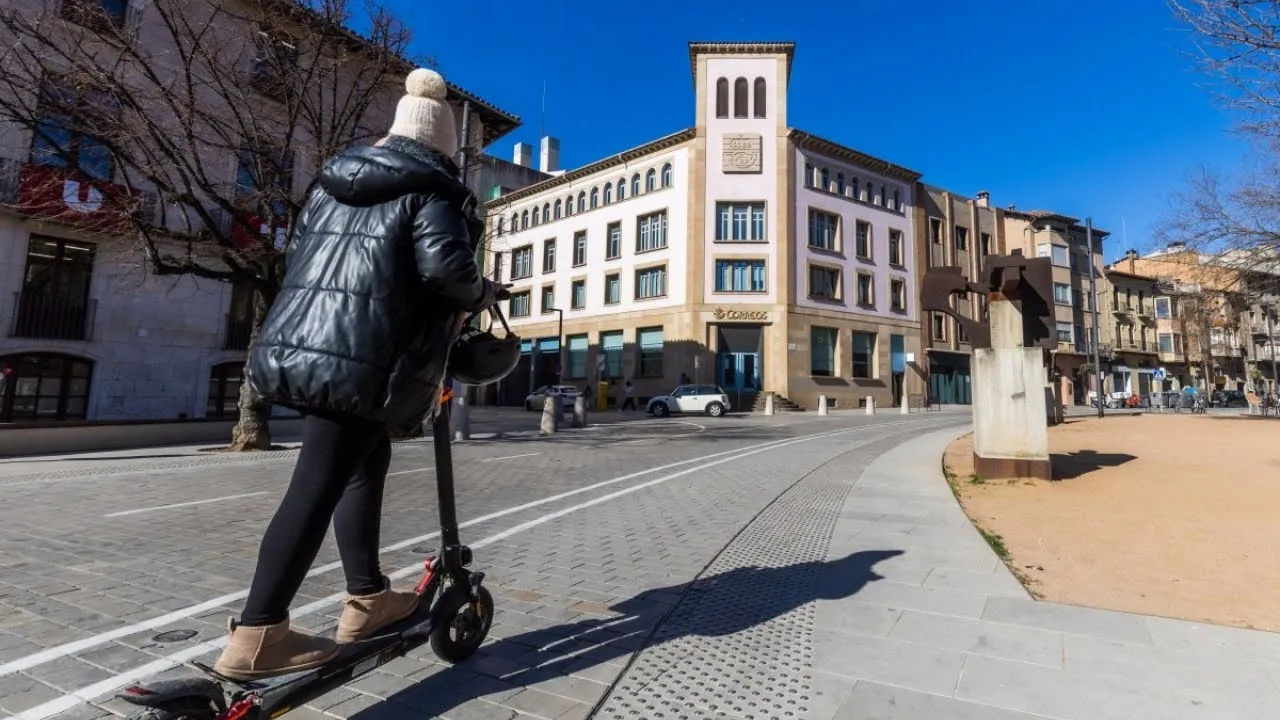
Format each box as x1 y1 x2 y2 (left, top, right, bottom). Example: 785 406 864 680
593 431 929 720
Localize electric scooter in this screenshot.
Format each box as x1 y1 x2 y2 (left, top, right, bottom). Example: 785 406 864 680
115 397 494 720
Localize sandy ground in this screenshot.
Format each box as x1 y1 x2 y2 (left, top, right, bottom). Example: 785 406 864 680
945 414 1280 631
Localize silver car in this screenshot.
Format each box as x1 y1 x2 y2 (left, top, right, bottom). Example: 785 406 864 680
646 384 731 418
524 385 581 411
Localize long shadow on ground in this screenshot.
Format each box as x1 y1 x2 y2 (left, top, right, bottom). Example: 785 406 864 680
350 549 903 719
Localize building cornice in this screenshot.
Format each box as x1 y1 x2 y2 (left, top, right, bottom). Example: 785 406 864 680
1005 208 1110 237
788 129 922 182
485 128 696 207
688 41 796 87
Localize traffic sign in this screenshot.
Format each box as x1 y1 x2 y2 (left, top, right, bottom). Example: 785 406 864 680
1154 368 1166 380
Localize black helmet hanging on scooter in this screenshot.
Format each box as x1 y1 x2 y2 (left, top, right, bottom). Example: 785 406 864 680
449 305 521 386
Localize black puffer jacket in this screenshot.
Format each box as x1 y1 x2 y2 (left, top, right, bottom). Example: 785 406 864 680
246 138 494 425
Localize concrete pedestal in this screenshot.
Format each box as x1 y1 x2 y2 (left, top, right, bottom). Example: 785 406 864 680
971 297 1052 481
900 393 909 415
540 395 559 435
572 396 587 428
763 394 774 416
817 395 828 416
865 396 875 415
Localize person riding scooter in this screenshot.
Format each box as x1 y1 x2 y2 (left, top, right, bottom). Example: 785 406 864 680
213 68 508 681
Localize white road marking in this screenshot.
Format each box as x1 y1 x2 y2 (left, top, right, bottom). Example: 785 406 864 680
102 492 269 518
5 415 952 717
386 466 434 477
482 453 541 462
618 420 707 445
0 424 880 679
12 419 937 720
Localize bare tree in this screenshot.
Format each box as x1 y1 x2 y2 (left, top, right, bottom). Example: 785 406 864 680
0 0 427 448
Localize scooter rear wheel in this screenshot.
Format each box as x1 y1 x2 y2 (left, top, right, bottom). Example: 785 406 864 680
430 585 494 663
124 699 219 720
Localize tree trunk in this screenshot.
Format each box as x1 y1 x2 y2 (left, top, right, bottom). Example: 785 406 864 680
228 285 273 451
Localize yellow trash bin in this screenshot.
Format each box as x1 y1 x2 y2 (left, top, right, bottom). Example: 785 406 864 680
598 382 609 412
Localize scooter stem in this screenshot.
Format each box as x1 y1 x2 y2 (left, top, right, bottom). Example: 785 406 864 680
432 398 462 552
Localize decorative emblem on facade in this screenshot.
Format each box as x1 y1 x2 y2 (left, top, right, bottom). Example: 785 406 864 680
713 307 769 321
722 133 762 173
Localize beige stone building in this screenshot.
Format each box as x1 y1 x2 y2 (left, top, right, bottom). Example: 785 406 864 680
484 42 926 413
1098 260 1160 399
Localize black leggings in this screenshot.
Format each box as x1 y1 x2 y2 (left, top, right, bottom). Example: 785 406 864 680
240 412 392 627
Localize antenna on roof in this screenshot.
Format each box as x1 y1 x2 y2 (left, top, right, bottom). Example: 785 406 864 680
539 79 547 141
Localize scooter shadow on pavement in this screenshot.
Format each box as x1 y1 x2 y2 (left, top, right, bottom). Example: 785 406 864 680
351 549 905 719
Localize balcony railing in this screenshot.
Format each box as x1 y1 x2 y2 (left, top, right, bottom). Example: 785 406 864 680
223 314 253 351
9 290 96 341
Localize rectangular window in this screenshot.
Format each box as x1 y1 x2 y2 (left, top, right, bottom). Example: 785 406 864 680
808 265 840 300
811 327 837 377
14 235 97 341
605 273 621 304
808 209 840 251
855 220 872 259
571 279 586 309
637 211 668 252
636 266 667 299
541 285 555 313
491 253 504 282
509 291 531 318
573 231 587 266
954 226 968 251
600 330 624 379
929 217 943 245
1155 297 1172 318
932 313 946 341
980 232 991 256
1052 245 1069 267
512 246 533 279
715 202 767 241
890 278 906 311
857 273 874 307
606 222 621 259
637 326 664 378
888 229 904 266
852 331 876 379
543 239 556 273
31 84 117 182
1056 321 1073 344
714 259 766 292
1053 282 1072 305
566 334 589 379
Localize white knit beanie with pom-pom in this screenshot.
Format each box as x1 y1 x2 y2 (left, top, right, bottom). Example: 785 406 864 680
388 68 458 159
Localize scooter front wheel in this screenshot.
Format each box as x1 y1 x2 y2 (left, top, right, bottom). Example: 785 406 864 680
124 700 221 720
430 585 494 664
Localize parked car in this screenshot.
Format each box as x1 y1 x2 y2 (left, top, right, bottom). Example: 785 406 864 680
647 384 731 417
1211 390 1248 408
524 385 581 411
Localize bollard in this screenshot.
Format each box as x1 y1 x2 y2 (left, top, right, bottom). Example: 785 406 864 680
540 395 559 435
452 382 470 441
817 395 828 416
763 393 775 416
900 392 909 415
572 395 587 428
865 395 875 415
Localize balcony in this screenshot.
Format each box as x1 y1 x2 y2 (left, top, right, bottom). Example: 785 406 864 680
1211 342 1245 358
9 290 97 341
223 314 253 351
1117 340 1157 355
59 0 144 38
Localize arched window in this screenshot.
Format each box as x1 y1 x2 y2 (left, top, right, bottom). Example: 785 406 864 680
531 207 540 226
577 191 586 210
804 162 813 187
645 168 656 191
617 178 626 201
590 187 599 209
820 168 830 191
554 199 562 219
566 195 574 215
207 361 243 419
0 353 93 421
542 202 551 221
603 184 613 204
661 163 672 188
510 213 518 231
715 77 729 118
521 210 529 229
836 173 846 195
753 77 766 118
733 77 748 118
631 173 640 196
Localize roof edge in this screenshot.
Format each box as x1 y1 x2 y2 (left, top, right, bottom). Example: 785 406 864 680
789 129 922 182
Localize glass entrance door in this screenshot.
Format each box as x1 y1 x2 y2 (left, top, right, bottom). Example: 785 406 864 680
717 352 761 397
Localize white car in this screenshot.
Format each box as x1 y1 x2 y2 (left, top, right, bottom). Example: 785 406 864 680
524 385 581 411
647 384 731 418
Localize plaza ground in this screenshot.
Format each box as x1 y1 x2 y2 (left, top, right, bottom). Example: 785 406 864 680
3 406 1280 720
946 413 1280 631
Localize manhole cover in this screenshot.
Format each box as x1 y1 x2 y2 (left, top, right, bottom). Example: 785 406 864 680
151 629 199 643
411 546 435 555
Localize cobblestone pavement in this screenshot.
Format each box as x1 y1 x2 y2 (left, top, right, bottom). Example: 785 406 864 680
0 408 970 719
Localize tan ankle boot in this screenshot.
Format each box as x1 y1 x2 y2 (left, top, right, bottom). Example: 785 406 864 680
336 586 419 643
212 617 338 680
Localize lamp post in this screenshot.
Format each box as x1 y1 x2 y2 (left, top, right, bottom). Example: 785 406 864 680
1085 217 1104 418
549 307 564 384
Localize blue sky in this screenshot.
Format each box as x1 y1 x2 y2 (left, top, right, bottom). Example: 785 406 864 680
392 0 1246 262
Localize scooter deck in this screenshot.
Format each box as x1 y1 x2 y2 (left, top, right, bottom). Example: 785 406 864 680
193 602 438 697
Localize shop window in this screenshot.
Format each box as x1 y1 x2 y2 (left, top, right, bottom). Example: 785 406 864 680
600 330 624 378
637 326 664 378
0 353 93 422
207 361 243 418
852 332 876 379
566 335 589 379
811 326 837 377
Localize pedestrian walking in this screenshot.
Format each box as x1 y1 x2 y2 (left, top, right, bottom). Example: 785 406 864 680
621 379 636 411
213 68 509 681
